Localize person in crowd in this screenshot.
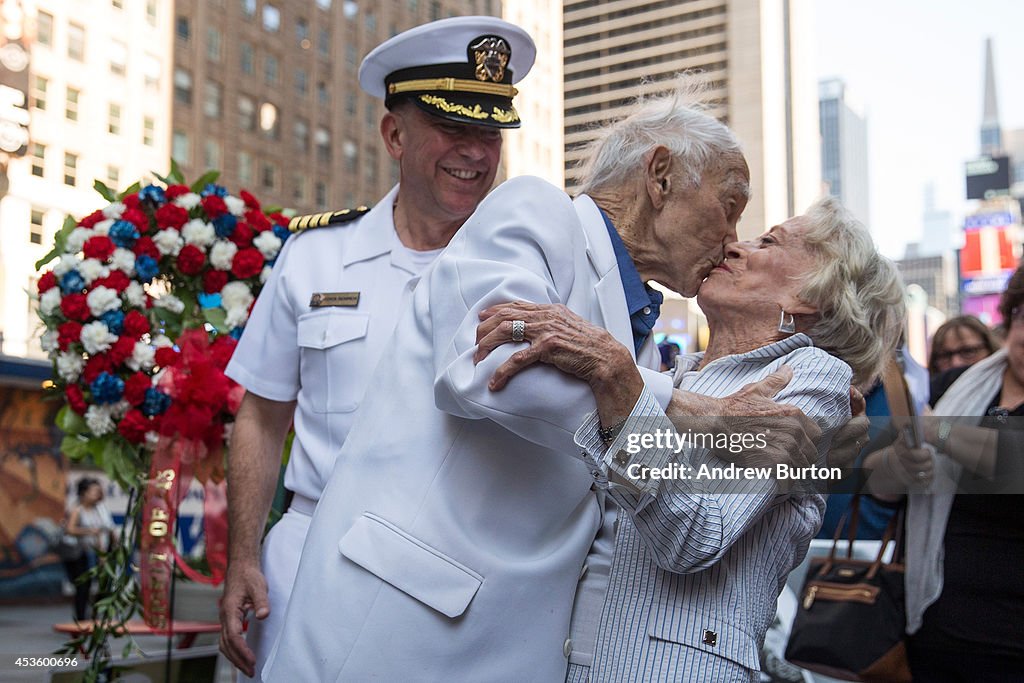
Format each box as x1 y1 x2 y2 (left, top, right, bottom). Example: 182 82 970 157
266 78 829 681
658 339 682 371
217 17 537 680
475 195 905 682
927 315 999 405
62 477 115 621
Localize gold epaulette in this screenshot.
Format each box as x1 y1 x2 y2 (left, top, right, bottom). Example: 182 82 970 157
288 205 371 233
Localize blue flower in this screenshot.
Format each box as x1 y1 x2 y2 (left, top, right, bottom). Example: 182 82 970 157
59 271 86 294
99 310 125 335
135 255 159 283
201 183 227 198
198 292 222 309
272 224 291 243
90 372 125 404
109 220 140 248
141 388 172 416
213 213 237 238
229 327 245 340
139 184 167 204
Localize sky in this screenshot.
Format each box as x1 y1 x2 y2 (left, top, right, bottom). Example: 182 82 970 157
814 0 1024 258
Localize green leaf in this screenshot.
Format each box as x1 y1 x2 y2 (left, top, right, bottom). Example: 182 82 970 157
119 181 141 199
34 216 78 270
60 435 92 461
169 158 185 184
93 180 116 202
152 171 172 185
189 169 221 193
264 205 283 214
202 307 229 333
56 405 90 435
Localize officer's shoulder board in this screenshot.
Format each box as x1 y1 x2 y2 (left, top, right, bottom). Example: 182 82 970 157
288 205 371 233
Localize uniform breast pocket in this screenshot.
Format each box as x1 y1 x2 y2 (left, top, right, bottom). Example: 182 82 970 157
296 310 370 413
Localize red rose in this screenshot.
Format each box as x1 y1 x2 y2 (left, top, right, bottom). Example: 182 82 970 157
60 294 90 322
155 203 189 230
122 194 141 210
124 372 151 405
38 271 58 294
93 270 130 293
231 248 264 279
66 384 88 414
57 321 83 351
122 208 149 232
201 195 228 218
108 335 136 365
118 409 150 444
122 310 150 338
155 346 180 368
229 222 255 248
132 235 160 260
82 354 112 383
165 184 190 199
78 210 106 229
177 244 206 276
202 270 229 294
270 212 289 228
83 235 116 261
245 209 271 232
210 335 238 369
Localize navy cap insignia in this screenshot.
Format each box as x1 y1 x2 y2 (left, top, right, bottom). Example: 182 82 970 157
470 36 510 83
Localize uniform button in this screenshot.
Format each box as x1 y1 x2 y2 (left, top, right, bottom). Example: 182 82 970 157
563 638 573 658
579 563 589 580
590 469 602 479
702 629 718 646
614 449 629 466
643 306 652 315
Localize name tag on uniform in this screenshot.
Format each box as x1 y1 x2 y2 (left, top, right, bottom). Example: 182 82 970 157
310 292 360 308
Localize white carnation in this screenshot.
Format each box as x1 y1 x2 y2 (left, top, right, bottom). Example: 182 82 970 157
209 241 238 271
224 195 246 216
145 431 160 447
181 218 215 247
78 258 109 285
93 219 113 236
260 265 273 284
220 281 254 311
40 330 59 353
56 351 85 381
253 231 282 260
86 286 121 317
152 334 174 348
40 288 62 316
84 404 115 436
80 321 117 355
123 281 146 308
53 253 79 277
101 202 126 219
66 227 94 254
174 192 201 210
111 400 130 419
153 228 183 256
225 305 250 330
155 294 185 314
111 248 136 276
128 341 155 371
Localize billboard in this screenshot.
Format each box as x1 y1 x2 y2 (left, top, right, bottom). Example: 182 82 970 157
965 156 1011 200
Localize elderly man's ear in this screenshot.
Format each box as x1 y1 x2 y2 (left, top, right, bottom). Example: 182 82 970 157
645 145 674 210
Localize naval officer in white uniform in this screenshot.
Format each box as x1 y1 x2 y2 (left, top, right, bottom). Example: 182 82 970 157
218 17 536 680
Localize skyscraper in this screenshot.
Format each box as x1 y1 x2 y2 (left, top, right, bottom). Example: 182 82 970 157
818 77 869 228
980 36 1002 156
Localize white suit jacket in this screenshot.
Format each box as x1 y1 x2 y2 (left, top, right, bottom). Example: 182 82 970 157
264 176 671 682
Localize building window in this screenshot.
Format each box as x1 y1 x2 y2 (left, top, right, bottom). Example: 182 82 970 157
174 67 193 104
292 173 306 202
36 11 53 46
343 0 357 19
241 0 256 17
345 92 356 116
345 44 357 67
203 81 222 118
30 76 46 110
108 103 122 134
263 4 280 31
294 68 308 97
264 55 279 85
317 27 329 58
315 181 326 209
143 116 155 146
110 40 127 76
64 153 78 186
238 95 256 131
240 42 254 74
30 143 45 177
65 87 80 121
30 209 45 245
296 17 309 45
146 0 158 25
365 101 375 127
315 127 330 164
172 130 190 164
430 1 440 21
261 162 276 189
144 53 161 88
317 81 328 107
68 22 86 60
316 0 331 9
365 12 376 33
207 27 222 61
259 102 279 139
365 145 377 185
176 15 190 41
107 165 120 187
343 139 357 172
293 118 309 151
204 139 221 170
238 151 253 184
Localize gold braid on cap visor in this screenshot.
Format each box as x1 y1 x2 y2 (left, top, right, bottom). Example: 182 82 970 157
418 95 519 123
388 77 518 98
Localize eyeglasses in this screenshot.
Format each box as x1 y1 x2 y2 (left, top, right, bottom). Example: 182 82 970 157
933 344 988 364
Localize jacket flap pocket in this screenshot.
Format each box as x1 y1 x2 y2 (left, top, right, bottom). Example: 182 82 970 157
647 610 760 670
338 513 483 618
297 312 369 350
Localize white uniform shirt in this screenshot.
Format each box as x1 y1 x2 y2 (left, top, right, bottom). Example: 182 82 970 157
227 185 436 501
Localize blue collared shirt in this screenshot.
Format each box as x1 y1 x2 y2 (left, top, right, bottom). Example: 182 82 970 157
600 209 663 355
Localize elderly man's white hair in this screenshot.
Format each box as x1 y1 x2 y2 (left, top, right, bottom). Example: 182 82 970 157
576 74 747 195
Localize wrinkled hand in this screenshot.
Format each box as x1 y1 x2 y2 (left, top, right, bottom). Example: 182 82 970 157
475 301 632 390
219 561 269 678
670 367 821 470
884 439 935 489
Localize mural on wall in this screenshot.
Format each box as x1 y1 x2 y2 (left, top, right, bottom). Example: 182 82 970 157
0 387 66 599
